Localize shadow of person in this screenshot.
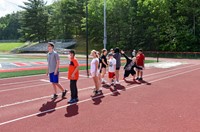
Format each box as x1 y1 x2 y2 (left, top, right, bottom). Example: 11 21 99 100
37 98 64 117
115 84 126 91
110 88 121 96
125 80 141 86
139 80 151 85
65 104 79 117
92 93 105 105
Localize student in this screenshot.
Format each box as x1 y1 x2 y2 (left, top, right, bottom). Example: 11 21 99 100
46 42 67 100
113 47 121 84
110 48 114 55
121 50 142 82
136 49 145 81
90 50 101 96
68 50 79 104
132 49 136 57
108 53 116 87
100 49 108 83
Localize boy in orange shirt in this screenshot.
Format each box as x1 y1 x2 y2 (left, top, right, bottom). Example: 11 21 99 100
68 50 79 104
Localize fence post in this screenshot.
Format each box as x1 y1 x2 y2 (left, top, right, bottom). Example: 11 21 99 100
157 52 159 62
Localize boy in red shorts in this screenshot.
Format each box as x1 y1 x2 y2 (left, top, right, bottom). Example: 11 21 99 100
136 49 145 81
107 53 116 87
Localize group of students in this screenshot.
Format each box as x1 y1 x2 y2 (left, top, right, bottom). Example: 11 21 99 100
46 42 145 104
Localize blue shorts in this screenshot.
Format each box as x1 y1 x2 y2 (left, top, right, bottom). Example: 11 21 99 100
49 72 59 83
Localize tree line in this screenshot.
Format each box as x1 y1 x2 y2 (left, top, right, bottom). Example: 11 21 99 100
0 0 200 52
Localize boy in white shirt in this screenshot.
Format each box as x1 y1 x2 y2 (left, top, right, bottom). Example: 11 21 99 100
108 53 116 87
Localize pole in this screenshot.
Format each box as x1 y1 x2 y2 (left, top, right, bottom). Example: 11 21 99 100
86 0 89 77
103 0 107 49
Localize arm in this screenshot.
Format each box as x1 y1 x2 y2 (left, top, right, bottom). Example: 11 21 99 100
134 63 143 70
101 58 107 66
121 50 130 61
95 59 99 75
71 60 79 78
54 60 60 75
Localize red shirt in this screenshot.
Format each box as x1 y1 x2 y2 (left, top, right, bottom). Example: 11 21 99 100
68 58 79 80
136 53 145 67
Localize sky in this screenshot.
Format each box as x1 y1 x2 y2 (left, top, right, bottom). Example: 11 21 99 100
0 0 54 17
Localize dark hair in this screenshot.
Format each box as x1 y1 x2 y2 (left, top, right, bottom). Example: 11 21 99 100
48 42 54 48
69 50 75 56
114 47 120 53
138 49 143 52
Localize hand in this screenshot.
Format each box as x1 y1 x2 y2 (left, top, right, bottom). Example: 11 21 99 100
54 71 58 75
121 50 124 54
71 73 75 79
46 72 49 76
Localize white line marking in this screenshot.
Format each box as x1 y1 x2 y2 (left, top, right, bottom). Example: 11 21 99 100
39 79 50 83
0 67 199 126
0 86 94 109
60 77 68 79
0 64 198 92
79 74 91 78
0 80 39 86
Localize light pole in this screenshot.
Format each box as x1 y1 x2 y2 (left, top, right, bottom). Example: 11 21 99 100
86 0 89 77
103 0 107 49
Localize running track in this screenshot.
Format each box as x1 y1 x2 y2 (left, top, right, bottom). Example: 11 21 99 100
0 60 200 132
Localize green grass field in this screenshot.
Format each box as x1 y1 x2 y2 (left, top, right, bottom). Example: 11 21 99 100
0 60 156 78
0 43 25 52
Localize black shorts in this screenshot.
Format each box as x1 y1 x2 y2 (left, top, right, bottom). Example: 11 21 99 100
101 65 106 68
116 67 120 70
124 70 136 78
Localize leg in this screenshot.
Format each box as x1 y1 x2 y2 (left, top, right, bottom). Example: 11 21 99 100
101 68 106 82
115 70 120 82
70 80 78 99
55 83 65 92
52 83 57 94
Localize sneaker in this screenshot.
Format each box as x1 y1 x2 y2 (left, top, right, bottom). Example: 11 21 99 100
136 77 139 80
51 94 58 100
62 89 67 98
116 81 120 84
139 78 143 81
75 98 79 102
68 98 77 104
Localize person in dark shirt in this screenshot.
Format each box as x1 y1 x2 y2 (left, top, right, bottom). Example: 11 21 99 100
113 47 121 84
121 50 142 83
100 49 108 83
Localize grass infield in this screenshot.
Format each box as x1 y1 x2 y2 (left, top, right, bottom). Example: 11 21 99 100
0 60 156 79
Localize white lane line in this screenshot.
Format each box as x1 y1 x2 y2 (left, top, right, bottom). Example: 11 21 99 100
60 77 68 79
0 67 199 126
0 64 198 93
0 86 94 109
39 79 49 83
79 74 91 78
0 80 40 86
0 77 87 93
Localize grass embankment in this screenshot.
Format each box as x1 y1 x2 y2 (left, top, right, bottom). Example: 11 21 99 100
0 60 156 78
0 43 25 52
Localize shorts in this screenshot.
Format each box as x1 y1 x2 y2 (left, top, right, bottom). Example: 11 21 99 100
49 72 59 83
136 66 144 71
91 72 99 77
124 70 136 78
116 67 120 70
108 72 115 78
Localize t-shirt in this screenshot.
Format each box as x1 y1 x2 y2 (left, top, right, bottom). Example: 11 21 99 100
100 55 107 67
47 51 60 73
108 58 116 72
136 53 145 67
68 58 79 80
90 58 99 73
113 53 121 68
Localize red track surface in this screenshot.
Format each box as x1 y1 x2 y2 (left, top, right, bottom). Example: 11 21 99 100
0 59 200 132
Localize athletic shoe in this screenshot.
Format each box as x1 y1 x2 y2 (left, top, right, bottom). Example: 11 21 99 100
75 98 79 102
139 78 143 81
116 81 120 84
62 89 67 98
136 77 139 80
51 94 58 100
68 99 77 104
